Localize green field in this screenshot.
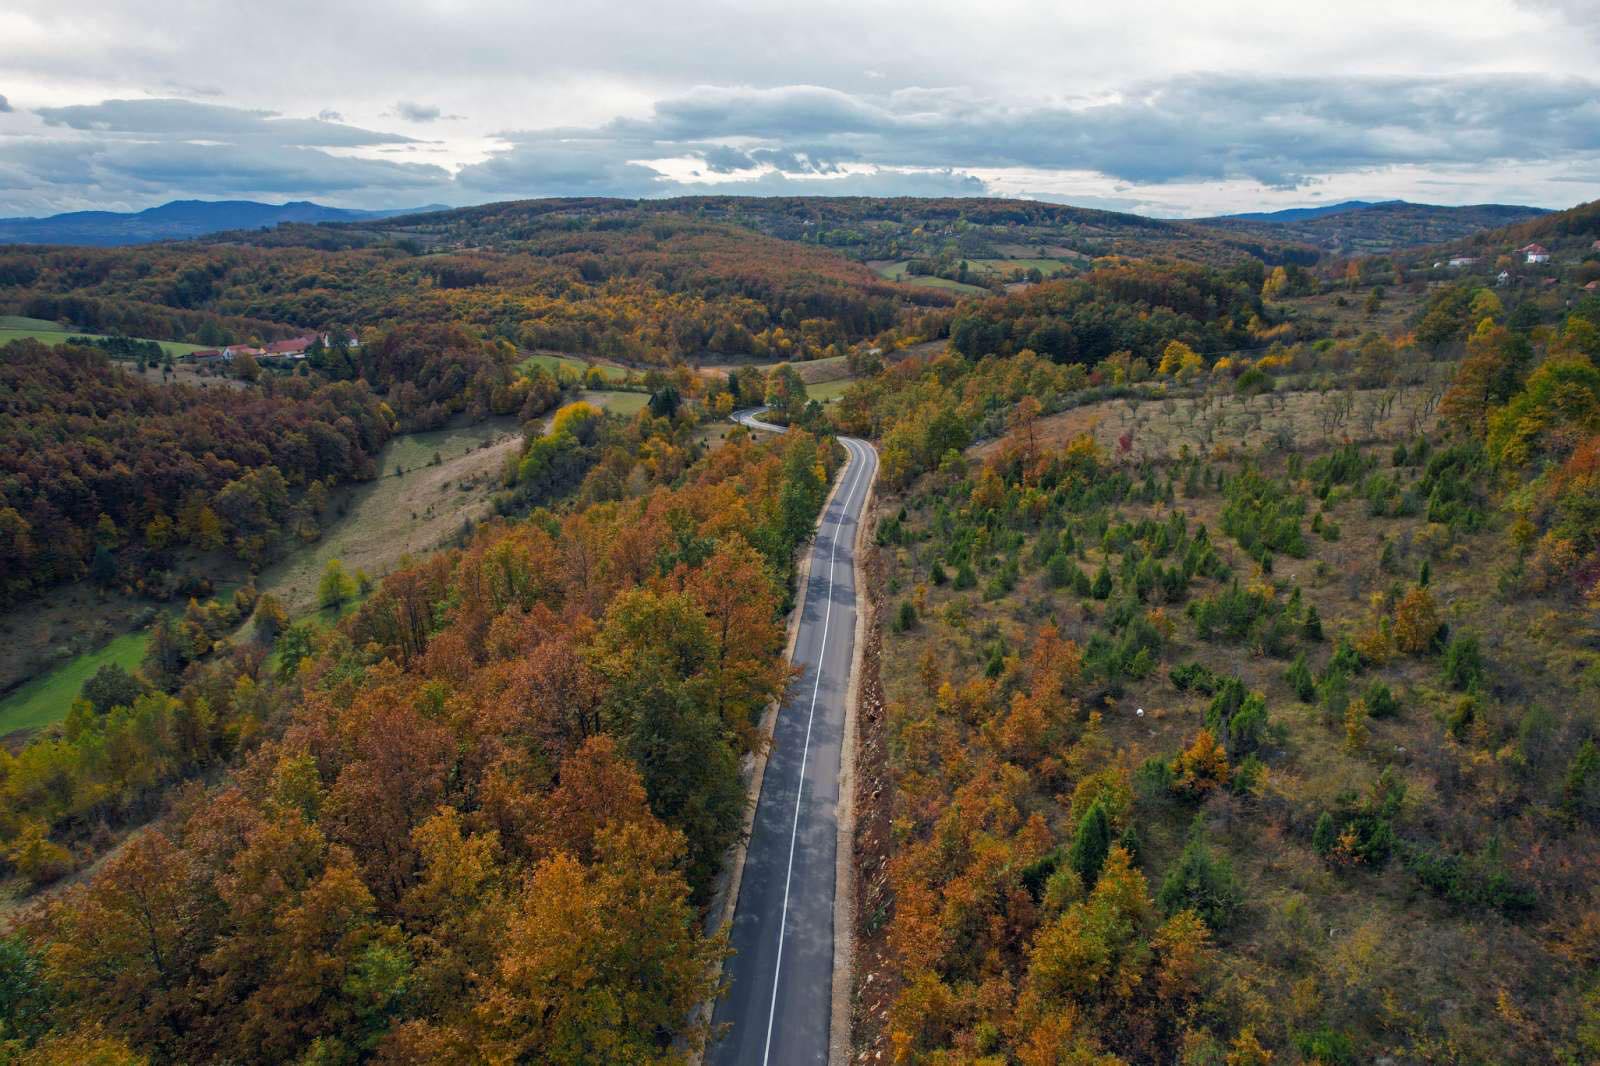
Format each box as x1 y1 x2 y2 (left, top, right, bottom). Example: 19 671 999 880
520 351 629 384
805 377 854 404
902 275 991 296
0 631 150 739
970 257 1074 278
0 315 208 358
870 262 992 296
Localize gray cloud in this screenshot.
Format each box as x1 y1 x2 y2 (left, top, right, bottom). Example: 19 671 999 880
700 168 987 198
392 101 464 123
0 137 450 197
1518 0 1600 34
394 100 441 122
153 80 223 98
318 108 345 122
3 98 447 215
700 144 755 174
36 98 416 148
566 75 1600 190
456 134 671 198
0 95 10 114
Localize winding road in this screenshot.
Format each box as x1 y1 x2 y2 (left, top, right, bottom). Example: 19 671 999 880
710 411 878 1066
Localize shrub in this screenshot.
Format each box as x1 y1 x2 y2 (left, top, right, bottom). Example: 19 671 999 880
1188 581 1285 647
317 557 357 610
1442 633 1486 691
1294 1026 1355 1065
1171 729 1232 798
1364 680 1400 718
1286 652 1316 703
1157 819 1242 930
1393 586 1442 654
1563 739 1600 822
1225 692 1270 757
1135 756 1175 799
892 600 918 632
1420 444 1488 532
1402 840 1536 917
1170 661 1222 694
1091 567 1113 600
1314 768 1405 867
1221 476 1308 564
1312 811 1337 856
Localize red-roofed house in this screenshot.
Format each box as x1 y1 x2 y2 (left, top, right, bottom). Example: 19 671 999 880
1519 243 1550 264
264 334 319 358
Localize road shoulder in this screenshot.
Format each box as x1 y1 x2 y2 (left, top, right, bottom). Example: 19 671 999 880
830 442 874 1066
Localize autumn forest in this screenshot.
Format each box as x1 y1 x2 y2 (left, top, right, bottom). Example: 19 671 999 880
0 191 1598 1065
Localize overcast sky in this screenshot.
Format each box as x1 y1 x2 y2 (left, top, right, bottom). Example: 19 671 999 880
2 0 1598 218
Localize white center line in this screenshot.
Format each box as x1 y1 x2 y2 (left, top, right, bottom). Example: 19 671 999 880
760 435 872 1066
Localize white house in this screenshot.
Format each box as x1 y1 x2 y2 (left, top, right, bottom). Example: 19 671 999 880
1447 256 1479 269
1519 243 1550 264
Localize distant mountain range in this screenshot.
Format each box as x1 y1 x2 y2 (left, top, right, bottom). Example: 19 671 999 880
0 200 449 247
0 195 1552 257
1213 199 1414 223
1199 200 1550 255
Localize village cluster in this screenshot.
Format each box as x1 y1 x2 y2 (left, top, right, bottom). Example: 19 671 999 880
183 331 360 368
1438 239 1600 292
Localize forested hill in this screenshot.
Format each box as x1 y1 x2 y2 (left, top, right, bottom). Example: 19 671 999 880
212 196 1326 269
1196 200 1548 257
1387 197 1600 270
2 216 948 365
223 195 1540 267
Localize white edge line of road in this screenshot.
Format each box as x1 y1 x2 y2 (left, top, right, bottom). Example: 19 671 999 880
691 414 866 1064
761 435 870 1066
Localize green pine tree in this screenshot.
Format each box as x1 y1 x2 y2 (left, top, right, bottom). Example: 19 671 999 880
1067 800 1112 887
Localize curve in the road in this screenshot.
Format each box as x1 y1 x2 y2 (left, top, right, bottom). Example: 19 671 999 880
711 412 877 1066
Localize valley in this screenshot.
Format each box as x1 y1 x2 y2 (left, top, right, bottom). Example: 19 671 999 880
0 191 1597 1065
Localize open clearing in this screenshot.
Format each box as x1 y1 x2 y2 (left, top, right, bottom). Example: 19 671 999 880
580 389 649 416
519 350 631 384
969 257 1075 278
256 417 523 616
806 377 853 404
870 262 991 296
0 631 149 742
690 353 852 385
870 258 1077 293
0 315 208 358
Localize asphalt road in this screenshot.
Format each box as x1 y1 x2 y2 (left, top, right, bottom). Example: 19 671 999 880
710 411 878 1066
